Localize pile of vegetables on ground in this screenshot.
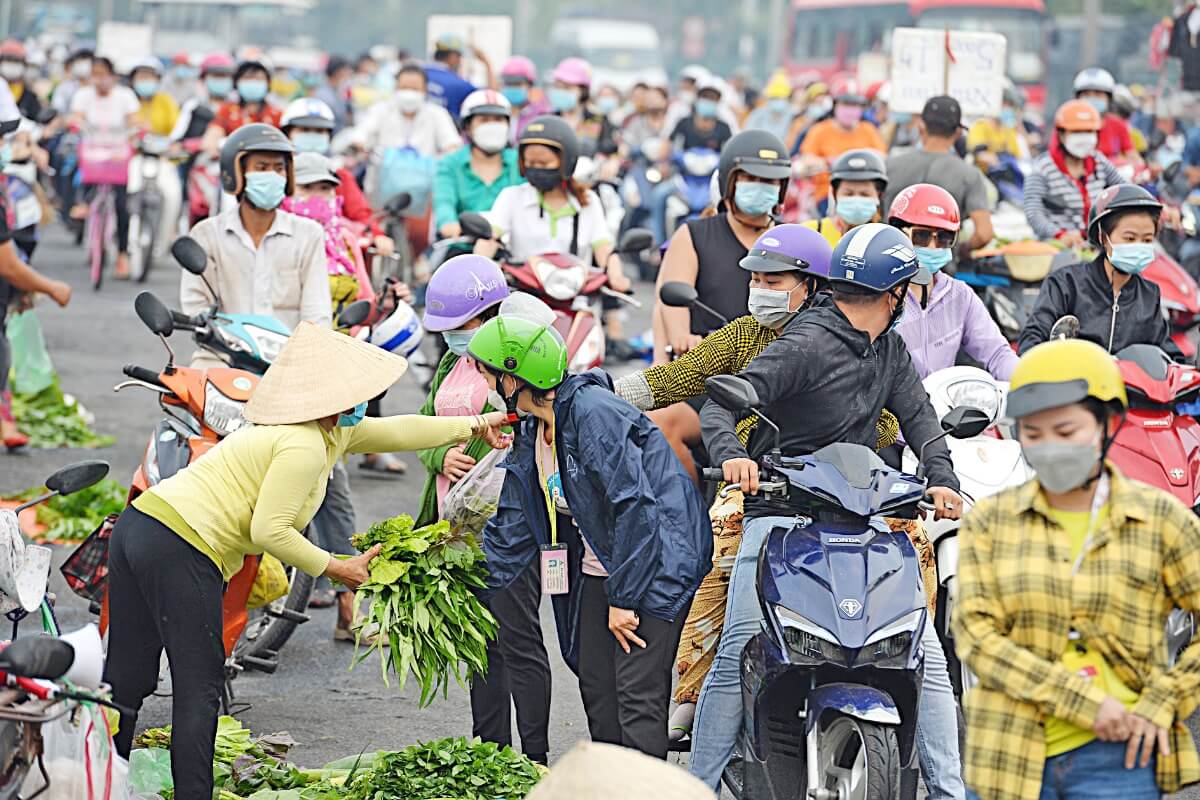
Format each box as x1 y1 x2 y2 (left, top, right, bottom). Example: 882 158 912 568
12 380 114 449
348 514 497 705
129 718 545 800
1 477 125 541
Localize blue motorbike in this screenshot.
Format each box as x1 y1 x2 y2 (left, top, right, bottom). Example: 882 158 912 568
663 146 720 236
702 374 989 800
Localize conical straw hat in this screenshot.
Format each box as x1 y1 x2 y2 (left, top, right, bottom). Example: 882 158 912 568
525 742 713 800
243 322 408 425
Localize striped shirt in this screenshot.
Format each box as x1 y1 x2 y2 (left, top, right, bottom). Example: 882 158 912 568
1023 148 1122 240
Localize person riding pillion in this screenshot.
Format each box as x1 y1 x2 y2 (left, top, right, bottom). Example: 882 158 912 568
801 147 888 246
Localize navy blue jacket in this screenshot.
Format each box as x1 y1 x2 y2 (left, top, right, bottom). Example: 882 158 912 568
481 369 712 672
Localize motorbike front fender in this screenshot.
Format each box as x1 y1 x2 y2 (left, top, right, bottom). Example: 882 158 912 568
804 682 900 734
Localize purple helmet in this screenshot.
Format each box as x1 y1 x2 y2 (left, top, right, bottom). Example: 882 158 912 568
739 224 833 278
423 255 510 332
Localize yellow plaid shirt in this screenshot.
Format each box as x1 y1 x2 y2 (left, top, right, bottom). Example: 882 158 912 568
953 465 1200 799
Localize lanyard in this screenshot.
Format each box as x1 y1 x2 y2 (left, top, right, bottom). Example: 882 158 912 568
1070 471 1111 577
539 421 559 547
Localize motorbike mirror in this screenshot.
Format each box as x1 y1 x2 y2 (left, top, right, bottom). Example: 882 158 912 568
135 291 175 337
940 406 992 439
337 299 372 329
0 118 17 136
45 460 110 496
170 236 208 276
0 637 75 681
659 281 699 308
459 211 493 240
1049 315 1080 340
706 374 760 414
617 228 654 254
1164 160 1183 185
383 192 412 215
36 108 59 125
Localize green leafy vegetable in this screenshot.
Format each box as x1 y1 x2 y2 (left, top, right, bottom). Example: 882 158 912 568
3 478 126 541
11 380 113 449
349 515 497 706
344 737 543 800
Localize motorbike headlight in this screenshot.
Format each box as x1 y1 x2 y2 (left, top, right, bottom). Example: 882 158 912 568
946 378 1001 423
245 325 288 364
859 609 924 668
774 605 849 666
216 325 252 354
682 151 719 177
532 258 587 301
569 323 605 371
141 437 160 486
203 382 247 437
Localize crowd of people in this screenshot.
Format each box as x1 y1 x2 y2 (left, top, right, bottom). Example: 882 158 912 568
2 22 1200 800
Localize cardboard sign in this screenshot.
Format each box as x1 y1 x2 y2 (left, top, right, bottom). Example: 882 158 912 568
426 15 513 88
889 27 1007 118
97 22 155 74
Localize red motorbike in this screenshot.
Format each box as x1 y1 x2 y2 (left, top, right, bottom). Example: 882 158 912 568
1143 250 1200 361
457 211 652 371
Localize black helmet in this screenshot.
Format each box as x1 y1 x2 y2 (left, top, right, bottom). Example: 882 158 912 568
1086 183 1162 246
518 115 580 177
717 130 791 200
830 148 887 191
220 123 295 195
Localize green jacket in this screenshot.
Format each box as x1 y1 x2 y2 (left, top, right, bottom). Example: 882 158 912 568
415 350 500 527
432 145 524 233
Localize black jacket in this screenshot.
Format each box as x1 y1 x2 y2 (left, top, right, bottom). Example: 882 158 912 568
1017 256 1181 360
701 302 958 517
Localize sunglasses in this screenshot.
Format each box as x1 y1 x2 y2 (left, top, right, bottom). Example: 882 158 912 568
907 228 957 248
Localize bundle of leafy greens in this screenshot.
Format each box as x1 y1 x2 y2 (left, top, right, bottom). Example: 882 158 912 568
12 380 113 449
349 514 496 706
3 478 125 541
344 737 543 800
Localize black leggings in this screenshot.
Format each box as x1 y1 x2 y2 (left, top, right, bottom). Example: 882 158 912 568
82 183 130 253
104 507 225 798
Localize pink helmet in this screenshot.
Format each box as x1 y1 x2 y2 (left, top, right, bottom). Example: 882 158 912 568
552 57 592 88
200 52 235 75
500 55 537 84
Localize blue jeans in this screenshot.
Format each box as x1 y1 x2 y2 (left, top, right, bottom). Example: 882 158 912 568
966 739 1159 800
688 515 964 799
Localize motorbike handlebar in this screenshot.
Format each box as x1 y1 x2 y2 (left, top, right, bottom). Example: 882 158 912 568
701 467 725 482
123 364 165 387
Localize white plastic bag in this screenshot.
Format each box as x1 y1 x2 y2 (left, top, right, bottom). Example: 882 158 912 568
0 508 51 612
442 447 508 539
23 703 127 799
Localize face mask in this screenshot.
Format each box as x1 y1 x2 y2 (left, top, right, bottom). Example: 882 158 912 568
835 196 878 226
695 98 719 118
769 98 791 114
291 131 331 154
1108 241 1155 274
525 166 563 193
548 87 578 112
1062 132 1098 159
501 85 528 106
284 193 336 224
733 181 779 217
892 111 912 125
395 88 424 113
472 121 510 154
337 401 368 427
237 79 269 102
174 65 198 80
133 79 159 99
243 170 286 210
747 286 799 328
1021 437 1101 494
834 104 863 128
915 246 953 273
1084 96 1109 115
487 388 528 419
0 62 23 81
596 96 619 114
678 89 696 105
206 76 233 97
72 61 92 79
806 98 832 119
999 108 1017 128
442 329 476 356
0 144 11 170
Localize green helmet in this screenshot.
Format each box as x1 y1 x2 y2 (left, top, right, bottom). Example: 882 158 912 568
468 315 567 390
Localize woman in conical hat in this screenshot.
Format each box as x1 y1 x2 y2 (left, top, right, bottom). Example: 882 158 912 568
103 322 508 798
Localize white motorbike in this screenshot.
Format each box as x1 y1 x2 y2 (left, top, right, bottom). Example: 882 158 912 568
127 134 183 282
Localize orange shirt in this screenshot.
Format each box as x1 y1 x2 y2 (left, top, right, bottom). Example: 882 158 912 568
212 101 282 135
800 119 886 200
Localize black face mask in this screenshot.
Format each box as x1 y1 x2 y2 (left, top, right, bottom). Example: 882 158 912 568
525 167 563 193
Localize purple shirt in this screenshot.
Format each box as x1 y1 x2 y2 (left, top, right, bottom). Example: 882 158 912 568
897 274 1019 381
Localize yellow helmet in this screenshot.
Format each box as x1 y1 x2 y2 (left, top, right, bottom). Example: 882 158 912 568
764 71 792 100
1007 340 1127 419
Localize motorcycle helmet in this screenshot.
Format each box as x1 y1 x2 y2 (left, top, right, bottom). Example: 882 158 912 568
422 254 510 332
128 56 163 77
219 123 295 195
518 115 580 178
1086 183 1162 247
830 149 887 193
1073 67 1116 97
1112 84 1137 117
1053 99 1102 132
552 57 592 88
500 55 537 84
0 40 26 62
281 97 336 132
831 76 868 105
200 52 235 76
739 223 833 278
887 183 961 233
460 88 512 123
716 130 791 202
828 222 930 292
1007 339 1127 420
369 299 424 357
468 314 568 391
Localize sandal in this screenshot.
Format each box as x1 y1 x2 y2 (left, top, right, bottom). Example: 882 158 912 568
308 590 336 609
359 452 407 477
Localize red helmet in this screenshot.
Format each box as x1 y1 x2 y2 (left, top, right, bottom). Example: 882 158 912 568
888 183 961 232
0 39 26 60
200 52 235 75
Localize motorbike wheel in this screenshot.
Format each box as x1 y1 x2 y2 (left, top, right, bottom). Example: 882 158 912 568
812 715 900 800
133 197 161 284
232 522 319 663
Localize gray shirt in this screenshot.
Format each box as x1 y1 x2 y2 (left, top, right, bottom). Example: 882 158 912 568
883 149 990 219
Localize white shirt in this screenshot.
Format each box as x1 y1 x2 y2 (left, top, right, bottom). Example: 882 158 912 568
359 98 460 158
485 183 611 264
69 85 139 144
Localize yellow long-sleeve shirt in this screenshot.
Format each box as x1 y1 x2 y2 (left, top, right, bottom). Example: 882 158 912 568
133 415 474 579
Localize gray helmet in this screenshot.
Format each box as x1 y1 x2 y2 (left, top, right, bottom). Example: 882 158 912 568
717 130 791 201
830 149 887 191
219 123 294 195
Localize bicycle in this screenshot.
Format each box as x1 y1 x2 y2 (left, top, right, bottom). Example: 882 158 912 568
78 140 131 290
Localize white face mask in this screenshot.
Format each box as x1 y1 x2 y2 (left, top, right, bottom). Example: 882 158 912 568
472 121 510 154
487 388 528 418
747 286 800 328
72 61 92 79
395 88 424 113
1062 132 1098 159
0 62 23 81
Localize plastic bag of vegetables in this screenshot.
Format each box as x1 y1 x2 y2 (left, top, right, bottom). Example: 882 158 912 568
440 447 507 539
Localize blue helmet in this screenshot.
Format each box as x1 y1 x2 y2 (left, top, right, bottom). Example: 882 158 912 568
828 222 931 292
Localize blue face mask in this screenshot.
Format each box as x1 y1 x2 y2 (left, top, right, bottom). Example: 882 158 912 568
237 79 269 103
999 108 1017 128
243 171 286 210
206 76 233 97
133 79 159 99
337 401 367 427
835 196 878 226
548 87 578 112
915 246 953 273
0 144 11 170
733 181 778 216
596 96 618 114
769 97 791 114
695 98 719 118
441 329 476 356
174 65 198 81
1084 96 1109 115
501 85 529 106
1108 242 1155 274
292 131 331 154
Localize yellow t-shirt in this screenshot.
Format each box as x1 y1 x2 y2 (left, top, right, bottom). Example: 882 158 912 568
136 93 180 137
801 217 845 248
1042 502 1140 757
967 119 1020 157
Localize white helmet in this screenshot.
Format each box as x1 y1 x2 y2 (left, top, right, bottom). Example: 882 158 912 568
281 97 336 131
369 299 423 357
129 56 163 76
680 64 709 84
460 88 512 123
1074 67 1116 96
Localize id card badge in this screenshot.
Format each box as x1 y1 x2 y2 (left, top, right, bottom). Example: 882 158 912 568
540 544 569 595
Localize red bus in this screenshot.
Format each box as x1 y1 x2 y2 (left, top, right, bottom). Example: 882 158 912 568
783 0 1048 106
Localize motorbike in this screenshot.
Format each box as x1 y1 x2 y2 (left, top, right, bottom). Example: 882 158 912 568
957 242 1061 343
1143 247 1200 360
620 138 670 280
663 147 720 236
701 373 991 800
126 133 182 283
2 158 44 264
457 211 652 372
